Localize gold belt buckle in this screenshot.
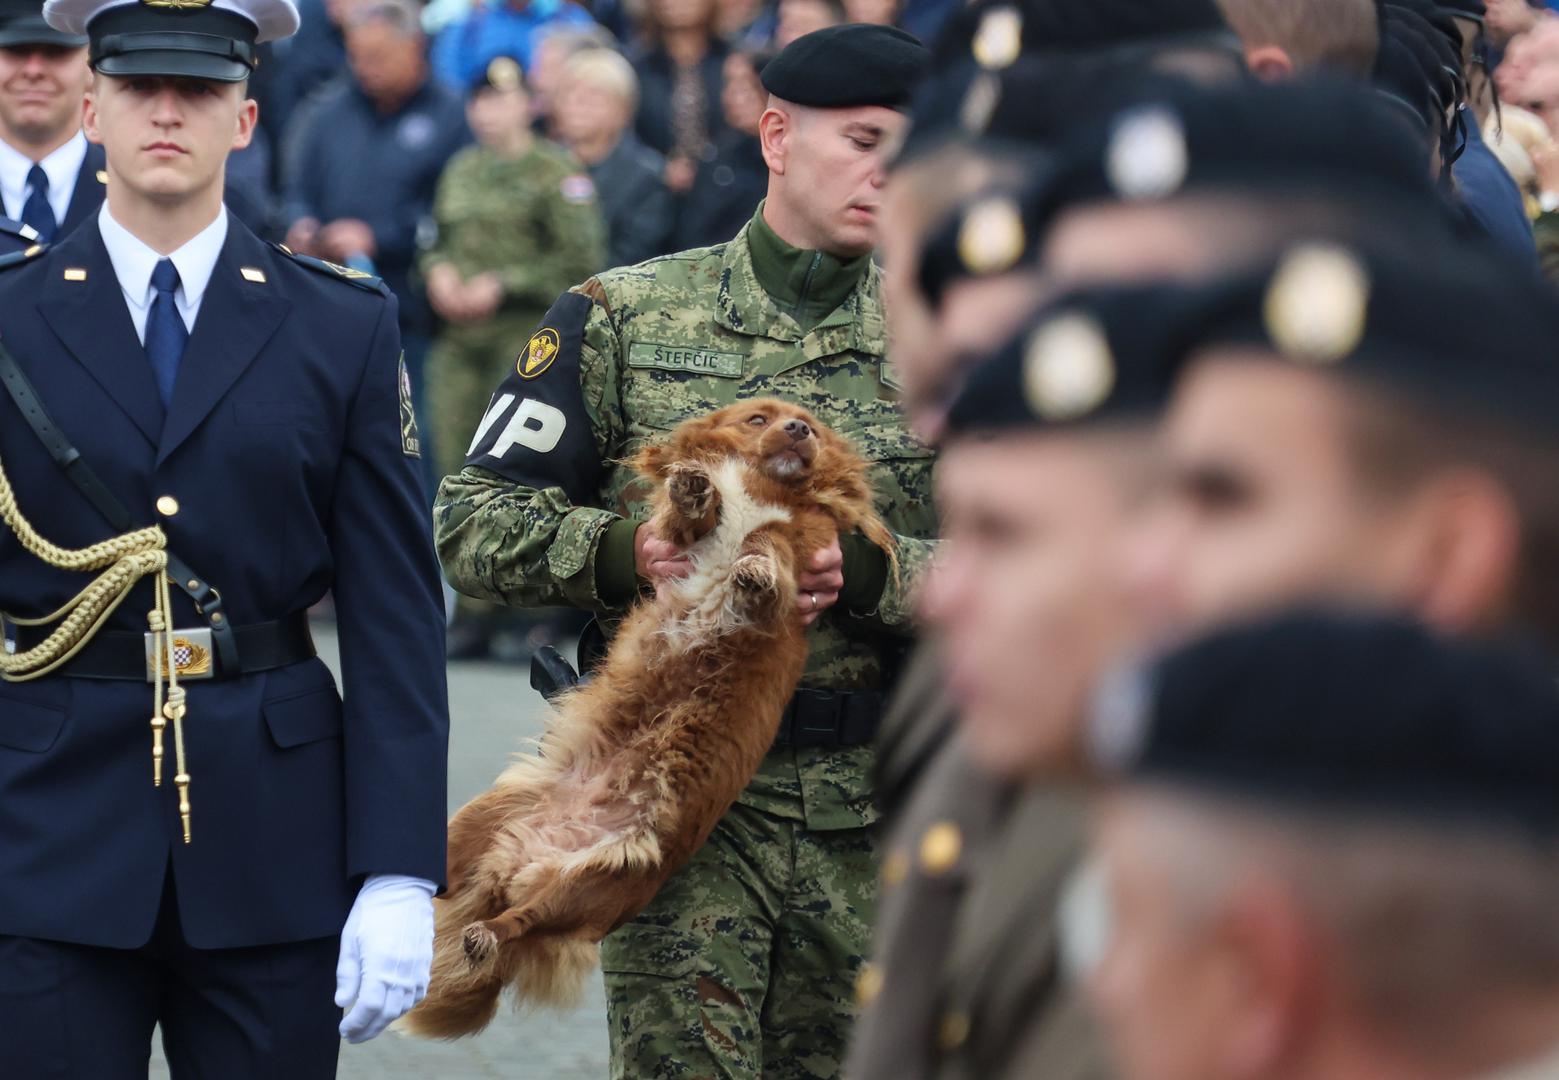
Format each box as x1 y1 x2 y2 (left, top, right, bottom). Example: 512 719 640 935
144 627 215 681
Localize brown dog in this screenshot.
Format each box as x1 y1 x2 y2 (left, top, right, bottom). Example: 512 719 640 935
404 398 895 1039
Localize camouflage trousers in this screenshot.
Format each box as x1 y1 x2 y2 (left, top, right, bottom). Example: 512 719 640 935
600 801 878 1080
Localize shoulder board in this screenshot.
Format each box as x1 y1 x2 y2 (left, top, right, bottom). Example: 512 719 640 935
272 244 390 295
0 242 47 271
0 217 40 244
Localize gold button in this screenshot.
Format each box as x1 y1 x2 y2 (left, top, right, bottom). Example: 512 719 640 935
938 1011 971 1051
855 963 884 1006
881 850 910 888
919 822 962 876
155 496 179 517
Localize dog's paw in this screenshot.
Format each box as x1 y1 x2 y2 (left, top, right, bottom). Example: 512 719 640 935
666 463 714 517
462 923 500 968
732 553 784 616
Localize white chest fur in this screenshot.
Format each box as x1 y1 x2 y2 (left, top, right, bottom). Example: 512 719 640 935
661 458 790 648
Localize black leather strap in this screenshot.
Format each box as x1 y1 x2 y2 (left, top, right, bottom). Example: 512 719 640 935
13 613 315 681
0 337 241 671
773 687 886 749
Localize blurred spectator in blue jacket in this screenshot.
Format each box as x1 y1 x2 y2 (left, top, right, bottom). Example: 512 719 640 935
555 46 676 265
430 0 596 92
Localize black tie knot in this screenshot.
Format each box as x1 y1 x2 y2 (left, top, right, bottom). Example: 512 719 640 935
25 164 47 194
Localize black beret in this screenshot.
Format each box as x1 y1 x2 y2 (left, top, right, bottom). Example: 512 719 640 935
0 0 82 46
943 283 1187 436
906 0 1241 153
760 24 929 110
1438 0 1485 24
1095 610 1559 835
914 76 1457 312
1166 240 1559 439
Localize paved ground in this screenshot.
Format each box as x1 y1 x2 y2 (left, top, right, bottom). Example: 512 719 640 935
151 624 610 1078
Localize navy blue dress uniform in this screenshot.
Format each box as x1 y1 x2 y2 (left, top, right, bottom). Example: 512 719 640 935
0 0 449 1075
0 0 108 242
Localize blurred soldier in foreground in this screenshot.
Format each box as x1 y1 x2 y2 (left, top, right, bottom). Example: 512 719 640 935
435 24 934 1079
422 55 605 659
1090 611 1559 1080
852 71 1463 1080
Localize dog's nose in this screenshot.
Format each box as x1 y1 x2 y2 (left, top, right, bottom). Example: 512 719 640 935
784 419 812 441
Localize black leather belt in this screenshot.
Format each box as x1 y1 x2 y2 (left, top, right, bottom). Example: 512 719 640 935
772 687 886 748
13 612 316 682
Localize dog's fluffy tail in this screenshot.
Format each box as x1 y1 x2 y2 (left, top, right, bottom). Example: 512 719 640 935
401 932 599 1039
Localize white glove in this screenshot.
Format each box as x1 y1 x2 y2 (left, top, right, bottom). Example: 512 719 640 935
335 873 437 1043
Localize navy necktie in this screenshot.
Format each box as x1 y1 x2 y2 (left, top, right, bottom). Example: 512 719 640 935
20 164 55 243
145 259 187 407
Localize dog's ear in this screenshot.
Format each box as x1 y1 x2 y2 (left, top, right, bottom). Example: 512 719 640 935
630 440 673 481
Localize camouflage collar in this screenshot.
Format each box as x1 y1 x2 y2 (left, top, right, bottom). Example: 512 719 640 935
715 218 887 361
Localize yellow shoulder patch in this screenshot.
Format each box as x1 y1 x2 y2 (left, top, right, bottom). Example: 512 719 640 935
519 328 561 379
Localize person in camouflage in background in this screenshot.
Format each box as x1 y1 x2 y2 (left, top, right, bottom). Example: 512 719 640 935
433 25 932 1080
422 54 606 657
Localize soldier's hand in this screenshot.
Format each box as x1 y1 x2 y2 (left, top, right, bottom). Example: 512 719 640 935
797 538 843 625
635 523 692 595
464 274 504 321
427 263 469 321
284 216 321 256
319 218 377 262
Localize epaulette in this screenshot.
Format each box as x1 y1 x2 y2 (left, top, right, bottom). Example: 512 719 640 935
0 217 41 244
0 242 47 271
272 244 390 295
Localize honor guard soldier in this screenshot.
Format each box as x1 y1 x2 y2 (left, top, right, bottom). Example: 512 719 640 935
0 0 106 241
1090 611 1559 1080
437 23 935 1079
0 0 450 1075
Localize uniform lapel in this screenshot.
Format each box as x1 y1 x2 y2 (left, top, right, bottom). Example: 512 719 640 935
35 223 165 446
59 143 107 238
157 218 290 466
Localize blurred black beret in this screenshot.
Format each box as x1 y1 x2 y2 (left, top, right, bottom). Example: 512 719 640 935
760 24 929 110
1096 610 1559 835
1437 0 1485 24
1163 240 1559 438
943 284 1188 436
915 76 1454 311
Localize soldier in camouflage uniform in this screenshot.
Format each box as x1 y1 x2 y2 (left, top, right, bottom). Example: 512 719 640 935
434 25 931 1079
422 55 605 656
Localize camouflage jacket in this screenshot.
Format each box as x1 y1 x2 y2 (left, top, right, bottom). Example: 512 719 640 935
419 140 606 315
434 210 939 829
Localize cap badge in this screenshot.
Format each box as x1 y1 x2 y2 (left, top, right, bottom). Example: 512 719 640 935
956 196 1025 276
143 0 216 10
1263 244 1370 365
1024 312 1117 421
487 56 522 91
1106 106 1188 201
972 6 1022 71
959 72 1000 134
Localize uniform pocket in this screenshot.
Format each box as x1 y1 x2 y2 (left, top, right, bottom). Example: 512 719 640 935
262 687 343 748
0 698 65 753
599 924 700 978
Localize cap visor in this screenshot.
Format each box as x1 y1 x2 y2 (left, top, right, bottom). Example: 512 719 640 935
0 19 87 48
95 49 249 83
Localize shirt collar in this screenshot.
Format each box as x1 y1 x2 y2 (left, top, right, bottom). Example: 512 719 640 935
97 202 230 312
0 130 87 211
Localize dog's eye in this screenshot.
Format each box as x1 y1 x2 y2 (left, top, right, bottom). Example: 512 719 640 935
747 414 768 427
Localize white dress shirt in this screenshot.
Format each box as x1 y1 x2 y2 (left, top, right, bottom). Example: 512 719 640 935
0 130 88 224
98 203 229 344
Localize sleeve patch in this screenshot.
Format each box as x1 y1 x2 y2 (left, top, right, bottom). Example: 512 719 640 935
560 173 597 204
463 291 603 503
399 352 421 458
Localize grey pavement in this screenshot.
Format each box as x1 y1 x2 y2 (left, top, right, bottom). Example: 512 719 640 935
151 623 609 1079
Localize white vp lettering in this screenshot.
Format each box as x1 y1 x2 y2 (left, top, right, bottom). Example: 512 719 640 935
469 395 567 457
